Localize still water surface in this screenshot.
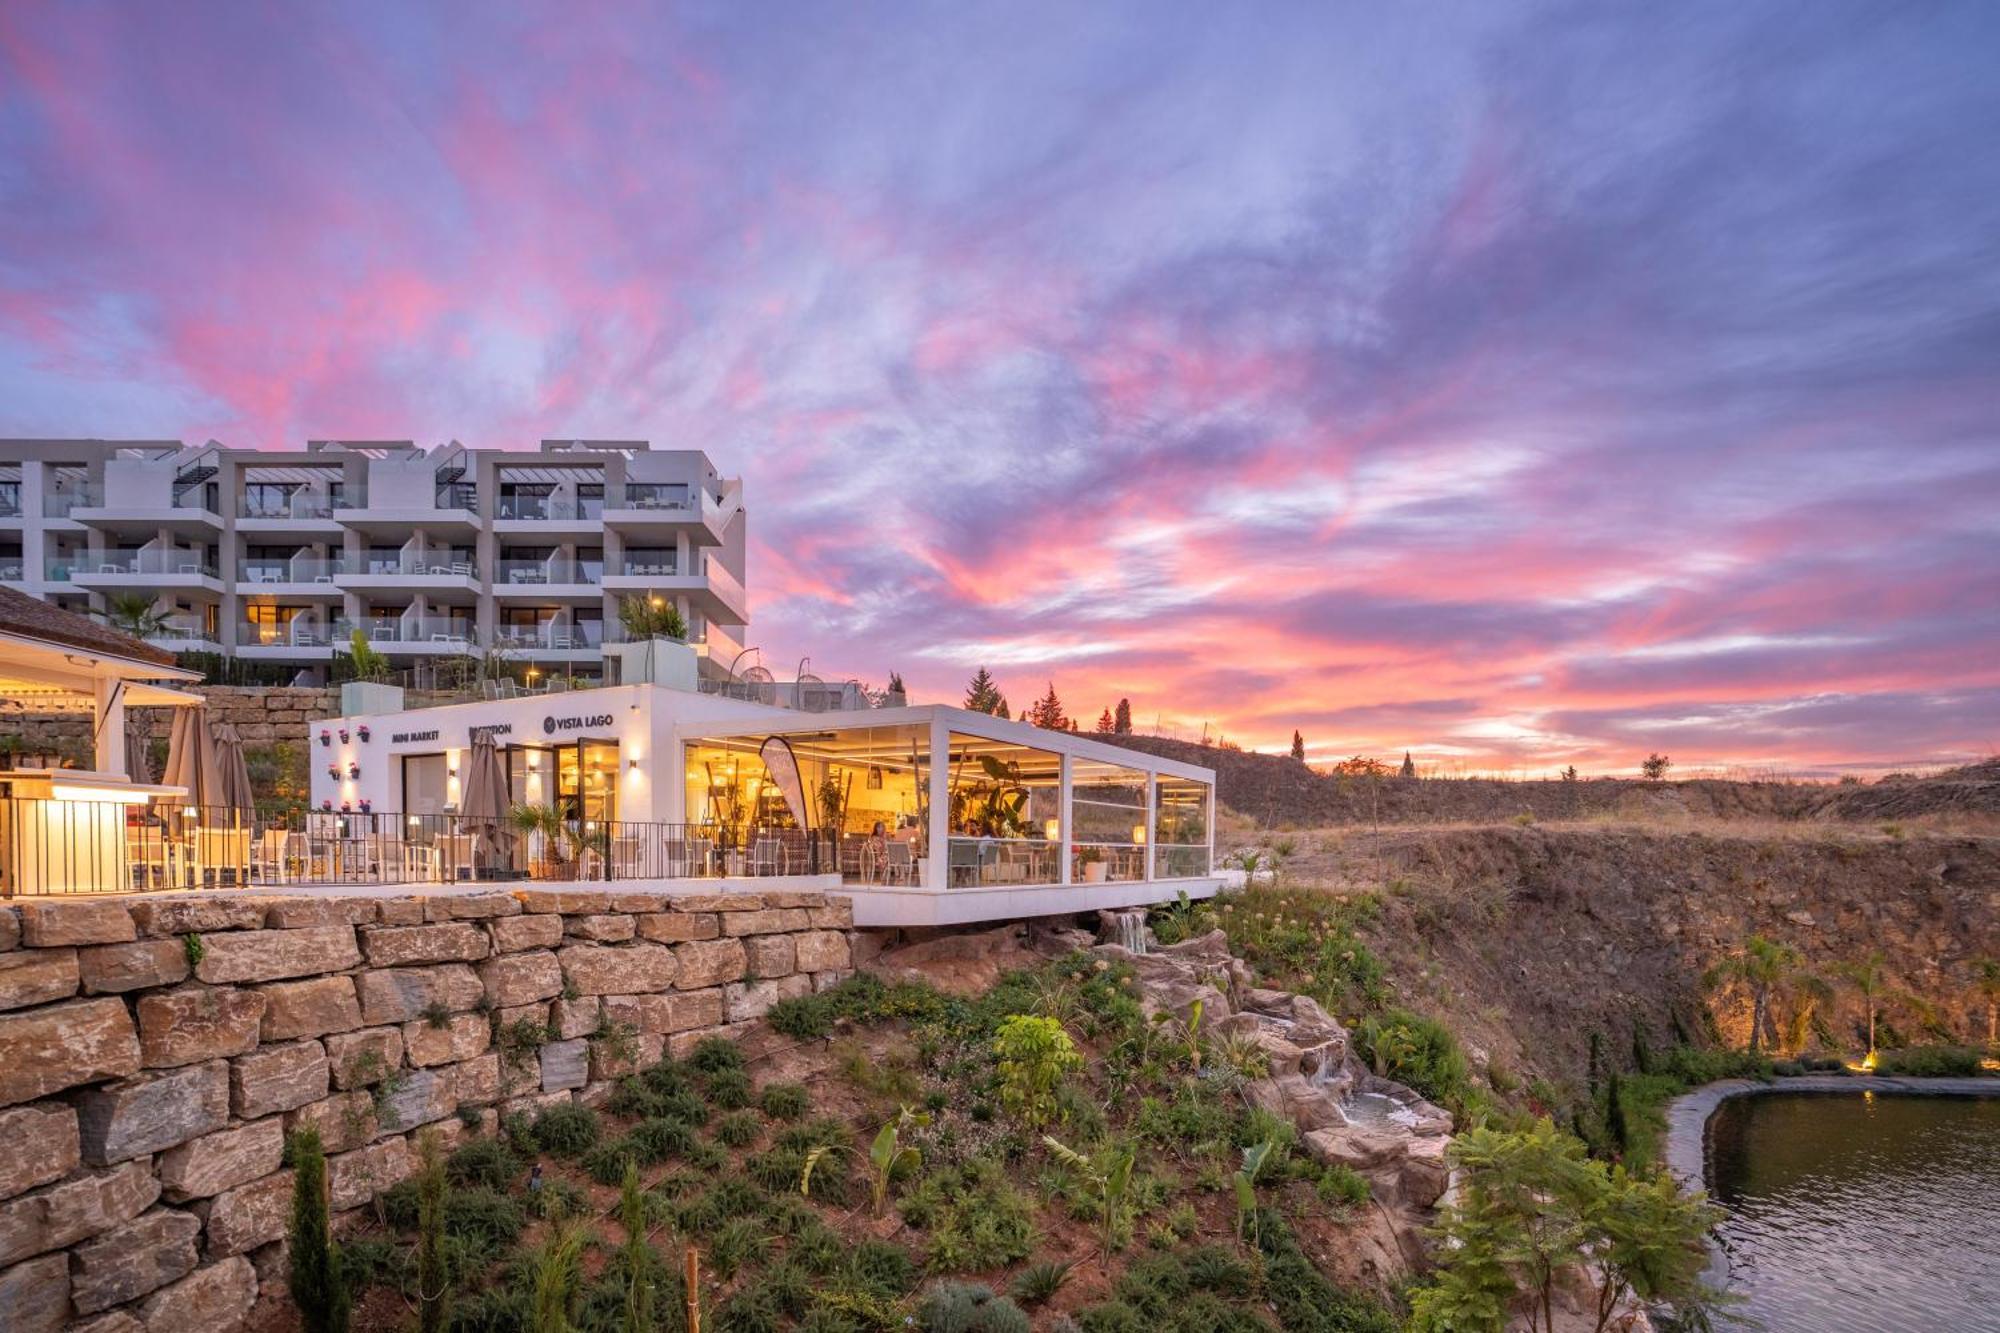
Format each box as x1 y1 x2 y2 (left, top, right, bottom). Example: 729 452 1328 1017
1707 1092 2000 1333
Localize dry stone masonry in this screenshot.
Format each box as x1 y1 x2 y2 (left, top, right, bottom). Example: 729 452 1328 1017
0 886 855 1332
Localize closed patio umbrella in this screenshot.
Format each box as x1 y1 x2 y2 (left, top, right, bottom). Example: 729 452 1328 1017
211 721 256 823
124 711 153 785
160 705 223 813
459 730 513 877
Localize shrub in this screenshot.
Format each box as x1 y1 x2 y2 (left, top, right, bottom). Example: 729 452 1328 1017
715 1109 762 1147
769 993 837 1040
710 1216 773 1279
1315 1164 1370 1209
631 1116 699 1161
1875 1045 1985 1077
526 1179 585 1221
760 1082 811 1120
1184 1245 1257 1297
583 1139 637 1186
1010 1258 1078 1306
447 1138 522 1193
992 1014 1082 1127
918 1281 1032 1333
1353 1009 1471 1116
900 1161 1038 1271
1073 1303 1146 1333
707 1067 755 1110
688 1035 746 1075
840 1238 912 1296
530 1103 601 1157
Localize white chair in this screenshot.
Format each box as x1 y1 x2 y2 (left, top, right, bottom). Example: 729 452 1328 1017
750 837 781 876
886 841 914 885
399 842 442 882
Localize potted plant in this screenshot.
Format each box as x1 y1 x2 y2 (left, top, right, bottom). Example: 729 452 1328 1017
1076 845 1108 883
509 803 571 879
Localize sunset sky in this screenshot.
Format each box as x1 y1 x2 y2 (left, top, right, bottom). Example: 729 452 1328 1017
2 3 1996 776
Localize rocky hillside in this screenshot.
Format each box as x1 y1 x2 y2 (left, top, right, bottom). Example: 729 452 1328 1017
1104 735 2000 829
1266 824 2000 1099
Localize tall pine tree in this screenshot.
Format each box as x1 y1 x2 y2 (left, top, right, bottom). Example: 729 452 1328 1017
1095 708 1114 734
1290 730 1305 760
1113 698 1133 734
963 667 1003 714
1027 683 1068 731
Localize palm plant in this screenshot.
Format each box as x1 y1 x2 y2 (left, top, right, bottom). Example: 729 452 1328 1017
509 803 571 879
1233 1137 1284 1250
1042 1135 1136 1267
1703 935 1814 1053
869 1105 929 1216
618 595 687 642
98 591 171 639
1833 950 1921 1056
345 628 391 682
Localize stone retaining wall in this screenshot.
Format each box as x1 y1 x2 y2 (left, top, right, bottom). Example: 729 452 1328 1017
0 887 855 1331
7 687 341 758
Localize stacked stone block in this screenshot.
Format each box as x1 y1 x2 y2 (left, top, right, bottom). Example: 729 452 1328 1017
0 888 854 1331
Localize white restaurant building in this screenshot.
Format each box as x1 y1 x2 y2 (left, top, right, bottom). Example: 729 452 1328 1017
314 654 1219 929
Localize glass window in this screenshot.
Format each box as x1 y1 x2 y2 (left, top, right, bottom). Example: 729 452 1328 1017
945 733 1061 887
1153 775 1212 877
684 724 932 883
1071 758 1148 882
402 754 450 814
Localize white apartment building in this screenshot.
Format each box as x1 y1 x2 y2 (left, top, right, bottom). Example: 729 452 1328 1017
0 438 747 683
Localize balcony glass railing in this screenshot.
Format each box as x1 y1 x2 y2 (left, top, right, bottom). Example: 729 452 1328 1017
610 484 695 512
239 493 336 519
238 558 339 584
496 620 603 650
0 559 26 581
435 484 477 511
495 558 599 586
144 622 217 645
333 616 475 645
0 486 21 518
46 486 100 515
336 554 478 578
67 551 219 578
241 619 335 648
604 556 680 577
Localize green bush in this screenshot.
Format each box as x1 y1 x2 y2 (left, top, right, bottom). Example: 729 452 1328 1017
582 1140 637 1186
1876 1045 1986 1077
1257 1214 1395 1332
530 1103 601 1157
1009 1258 1077 1306
769 993 838 1040
710 1215 773 1279
1353 1009 1471 1116
715 1110 763 1147
688 1035 746 1075
707 1067 755 1110
847 1238 919 1298
1073 1303 1146 1333
446 1138 522 1192
631 1115 699 1161
918 1281 1032 1333
760 1082 812 1120
1183 1245 1257 1297
900 1161 1037 1270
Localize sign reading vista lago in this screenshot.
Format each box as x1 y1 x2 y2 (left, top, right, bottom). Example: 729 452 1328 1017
545 712 616 735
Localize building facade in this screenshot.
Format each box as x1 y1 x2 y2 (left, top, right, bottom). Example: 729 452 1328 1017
0 438 747 682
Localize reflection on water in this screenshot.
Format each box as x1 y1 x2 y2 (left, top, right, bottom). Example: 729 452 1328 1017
1706 1092 2000 1333
1339 1091 1418 1129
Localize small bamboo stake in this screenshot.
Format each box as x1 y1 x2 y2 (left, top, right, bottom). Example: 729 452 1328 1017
684 1243 701 1333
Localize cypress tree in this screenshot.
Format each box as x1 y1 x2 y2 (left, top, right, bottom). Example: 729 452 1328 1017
621 1161 653 1333
287 1128 351 1333
1631 1017 1654 1075
1586 1030 1605 1097
1290 730 1306 761
1606 1071 1630 1158
416 1131 448 1333
1113 698 1133 734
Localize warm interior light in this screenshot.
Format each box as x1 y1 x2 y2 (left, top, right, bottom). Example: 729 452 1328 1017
407 815 420 826
49 783 150 805
1044 819 1060 840
1133 824 1148 845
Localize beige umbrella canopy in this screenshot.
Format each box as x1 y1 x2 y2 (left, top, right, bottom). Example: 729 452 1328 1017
459 730 514 875
160 705 223 813
124 711 153 785
211 721 256 823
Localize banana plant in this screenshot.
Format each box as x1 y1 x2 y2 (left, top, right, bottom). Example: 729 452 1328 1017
870 1105 930 1216
1234 1137 1283 1250
1043 1136 1136 1267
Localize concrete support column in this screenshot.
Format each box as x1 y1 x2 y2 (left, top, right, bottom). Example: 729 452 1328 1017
926 716 950 890
1059 754 1073 885
94 678 126 777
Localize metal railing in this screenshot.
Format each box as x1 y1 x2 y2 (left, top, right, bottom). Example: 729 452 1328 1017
608 484 695 513
0 800 838 896
495 557 600 585
338 554 478 578
238 557 340 584
497 495 602 521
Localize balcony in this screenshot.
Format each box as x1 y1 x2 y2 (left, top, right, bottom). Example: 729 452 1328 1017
334 615 478 653
141 621 222 654
495 620 604 661
333 554 481 600
237 617 338 659
236 492 345 531
66 551 223 595
493 493 603 536
0 486 21 520
335 491 478 534
0 557 27 582
494 557 602 600
44 484 100 519
236 557 342 593
601 556 746 623
68 487 222 535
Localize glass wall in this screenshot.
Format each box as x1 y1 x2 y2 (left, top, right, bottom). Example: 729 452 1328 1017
684 724 931 882
1070 758 1148 883
946 733 1061 886
1153 775 1212 877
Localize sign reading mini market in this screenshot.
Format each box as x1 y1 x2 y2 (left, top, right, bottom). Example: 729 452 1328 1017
543 712 616 735
391 729 440 744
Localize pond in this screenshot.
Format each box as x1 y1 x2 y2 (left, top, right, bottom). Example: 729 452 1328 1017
1706 1091 2000 1333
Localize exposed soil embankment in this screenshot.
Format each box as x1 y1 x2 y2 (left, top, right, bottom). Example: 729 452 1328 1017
1103 736 2000 830
1278 824 2000 1095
